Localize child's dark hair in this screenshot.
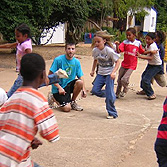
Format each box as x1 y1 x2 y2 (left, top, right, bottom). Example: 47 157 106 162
156 30 166 43
16 23 31 38
20 53 45 81
146 32 156 40
65 43 76 49
126 27 136 35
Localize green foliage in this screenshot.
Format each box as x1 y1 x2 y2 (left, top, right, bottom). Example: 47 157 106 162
0 0 54 42
113 0 154 19
154 0 167 33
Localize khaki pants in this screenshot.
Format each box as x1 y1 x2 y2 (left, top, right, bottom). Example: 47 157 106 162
154 74 167 87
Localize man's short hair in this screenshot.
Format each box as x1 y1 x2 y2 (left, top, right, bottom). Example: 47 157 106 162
65 43 76 49
20 53 45 81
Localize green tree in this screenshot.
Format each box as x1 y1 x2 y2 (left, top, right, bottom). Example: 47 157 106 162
0 0 54 43
154 0 167 32
49 0 89 43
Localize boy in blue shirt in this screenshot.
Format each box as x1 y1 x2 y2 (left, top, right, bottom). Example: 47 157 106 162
48 43 87 112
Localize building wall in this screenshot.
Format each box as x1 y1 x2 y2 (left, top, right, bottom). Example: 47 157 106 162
40 23 65 44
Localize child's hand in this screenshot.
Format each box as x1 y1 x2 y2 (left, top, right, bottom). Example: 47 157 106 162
114 41 120 45
81 89 87 98
31 137 43 149
90 71 94 77
58 87 66 95
136 52 141 58
110 72 116 79
45 76 50 86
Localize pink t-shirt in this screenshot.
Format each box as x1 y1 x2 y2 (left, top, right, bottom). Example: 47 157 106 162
16 38 32 71
119 39 145 70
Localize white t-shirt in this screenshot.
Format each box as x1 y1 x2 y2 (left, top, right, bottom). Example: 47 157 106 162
0 88 7 106
92 45 120 75
146 42 162 65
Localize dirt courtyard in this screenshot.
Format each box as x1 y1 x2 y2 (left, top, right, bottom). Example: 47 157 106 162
0 43 166 167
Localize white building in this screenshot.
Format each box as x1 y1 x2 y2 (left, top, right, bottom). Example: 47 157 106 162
40 23 65 44
127 7 157 33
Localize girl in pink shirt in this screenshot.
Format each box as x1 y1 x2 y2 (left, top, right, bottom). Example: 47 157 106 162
115 28 145 98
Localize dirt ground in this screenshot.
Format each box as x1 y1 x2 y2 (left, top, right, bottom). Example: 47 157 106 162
0 43 166 167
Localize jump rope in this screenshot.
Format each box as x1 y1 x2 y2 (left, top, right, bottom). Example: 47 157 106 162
49 83 137 109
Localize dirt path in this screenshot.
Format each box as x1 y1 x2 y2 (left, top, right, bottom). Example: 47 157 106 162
0 44 165 167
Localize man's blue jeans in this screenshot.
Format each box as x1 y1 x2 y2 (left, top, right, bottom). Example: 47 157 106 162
92 74 118 117
140 64 162 96
7 73 59 98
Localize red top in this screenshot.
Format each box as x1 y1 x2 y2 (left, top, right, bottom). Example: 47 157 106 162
119 39 145 70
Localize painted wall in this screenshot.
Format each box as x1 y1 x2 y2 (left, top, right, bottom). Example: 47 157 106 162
40 23 65 44
126 8 157 32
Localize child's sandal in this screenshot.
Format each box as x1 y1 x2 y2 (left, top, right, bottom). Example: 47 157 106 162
136 90 146 95
147 94 156 100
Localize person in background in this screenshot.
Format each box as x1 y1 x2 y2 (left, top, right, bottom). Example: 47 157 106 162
137 32 162 100
48 43 87 112
115 27 145 98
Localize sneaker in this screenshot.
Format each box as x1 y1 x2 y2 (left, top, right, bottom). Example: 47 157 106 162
120 92 126 97
55 69 68 78
71 101 83 111
106 115 117 119
47 92 54 108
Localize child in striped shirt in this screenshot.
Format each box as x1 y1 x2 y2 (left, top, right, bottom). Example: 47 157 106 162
0 53 59 167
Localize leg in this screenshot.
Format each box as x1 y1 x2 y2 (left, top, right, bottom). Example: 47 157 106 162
154 74 167 87
155 144 167 167
105 75 118 118
71 79 83 101
53 92 71 112
91 74 106 97
7 74 23 98
141 65 162 97
116 67 126 97
121 68 133 93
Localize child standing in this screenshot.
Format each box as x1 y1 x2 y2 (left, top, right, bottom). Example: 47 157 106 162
115 28 145 98
137 32 162 100
90 30 120 119
0 23 32 97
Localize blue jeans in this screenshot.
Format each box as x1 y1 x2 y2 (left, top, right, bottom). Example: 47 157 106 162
7 74 23 98
92 74 118 117
91 74 106 97
34 162 42 167
7 73 59 98
140 64 162 96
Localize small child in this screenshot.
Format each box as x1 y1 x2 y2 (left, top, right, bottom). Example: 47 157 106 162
0 53 59 166
0 23 32 97
90 30 120 119
115 27 145 98
137 32 162 100
155 97 167 167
